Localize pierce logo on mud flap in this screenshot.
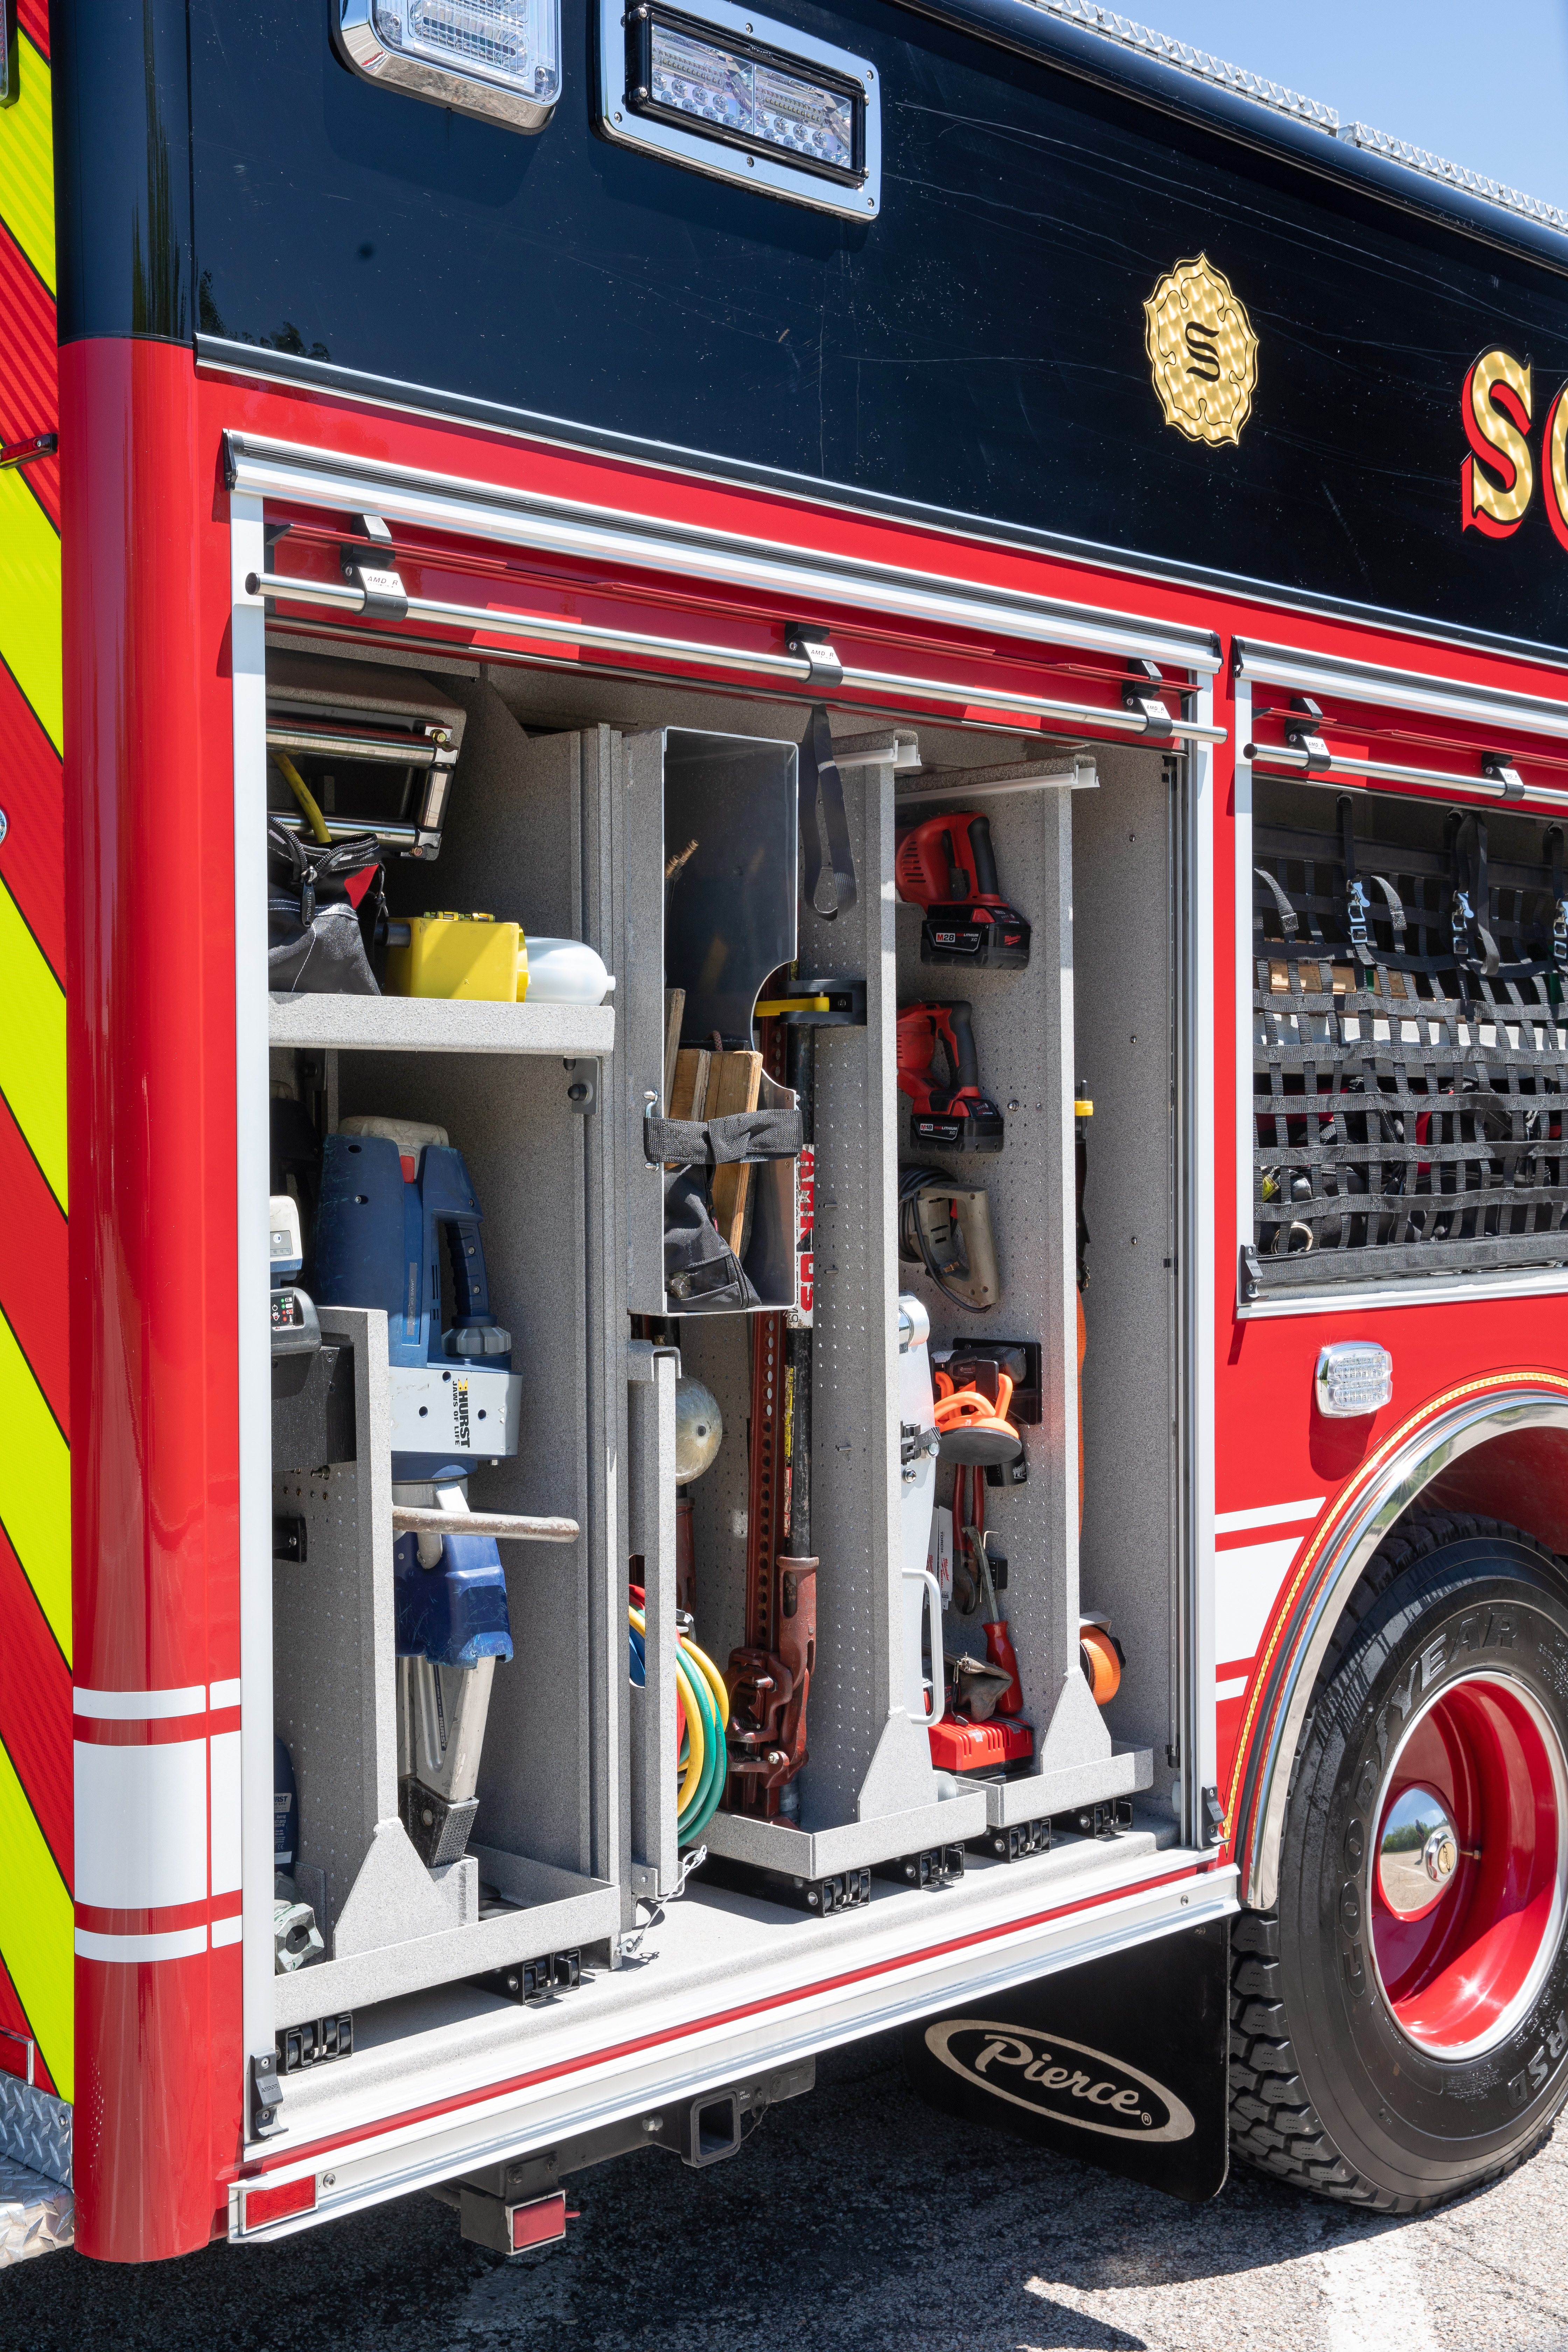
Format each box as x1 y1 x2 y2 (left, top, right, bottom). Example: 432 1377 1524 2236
924 2020 1196 2143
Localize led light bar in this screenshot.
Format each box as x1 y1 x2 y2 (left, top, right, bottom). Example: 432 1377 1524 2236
334 0 560 133
599 0 879 219
1315 1342 1392 1420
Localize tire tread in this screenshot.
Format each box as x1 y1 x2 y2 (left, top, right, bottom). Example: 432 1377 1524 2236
1228 1510 1567 2210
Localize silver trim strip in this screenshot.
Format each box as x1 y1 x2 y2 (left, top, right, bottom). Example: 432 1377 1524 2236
265 726 440 769
223 432 1222 674
1247 746 1568 808
246 569 1226 744
1234 637 1568 743
1241 1388 1568 1909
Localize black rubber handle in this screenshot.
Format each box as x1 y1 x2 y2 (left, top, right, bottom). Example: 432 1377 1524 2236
943 1000 981 1091
966 813 1001 899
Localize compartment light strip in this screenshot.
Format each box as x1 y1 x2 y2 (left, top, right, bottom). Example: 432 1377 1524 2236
245 568 1227 744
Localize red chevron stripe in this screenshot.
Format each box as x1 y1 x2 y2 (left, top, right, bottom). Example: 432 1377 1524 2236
16 3 48 60
0 659 64 981
0 1522 70 1889
0 1949 58 2100
0 1103 68 1437
0 222 58 530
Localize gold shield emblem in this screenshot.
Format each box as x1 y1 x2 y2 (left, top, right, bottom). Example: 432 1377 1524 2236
1143 255 1258 446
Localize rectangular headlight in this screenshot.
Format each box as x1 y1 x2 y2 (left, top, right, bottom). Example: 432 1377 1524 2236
335 0 561 132
637 15 858 180
601 0 879 219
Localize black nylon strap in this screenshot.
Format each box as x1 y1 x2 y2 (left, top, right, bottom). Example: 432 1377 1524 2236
799 705 857 923
1253 867 1298 941
1451 809 1502 976
643 1107 804 1167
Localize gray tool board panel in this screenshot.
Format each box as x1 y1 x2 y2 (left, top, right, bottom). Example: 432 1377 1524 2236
893 764 1147 1826
272 1307 395 1941
1073 747 1181 1792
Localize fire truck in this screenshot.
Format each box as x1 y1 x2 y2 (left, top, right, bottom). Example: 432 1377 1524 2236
6 0 1568 2267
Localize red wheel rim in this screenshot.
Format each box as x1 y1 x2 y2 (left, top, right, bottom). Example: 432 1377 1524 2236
1370 1672 1568 2057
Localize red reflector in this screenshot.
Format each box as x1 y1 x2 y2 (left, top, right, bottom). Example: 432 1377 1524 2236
244 2174 317 2230
510 2191 567 2251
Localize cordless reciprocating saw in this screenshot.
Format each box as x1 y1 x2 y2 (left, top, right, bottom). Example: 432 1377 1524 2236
897 1000 1005 1154
896 810 1031 969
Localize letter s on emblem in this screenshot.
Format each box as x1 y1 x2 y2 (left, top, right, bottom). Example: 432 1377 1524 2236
1463 350 1533 537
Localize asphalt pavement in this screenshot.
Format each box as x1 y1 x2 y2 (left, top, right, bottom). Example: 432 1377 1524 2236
6 2030 1568 2351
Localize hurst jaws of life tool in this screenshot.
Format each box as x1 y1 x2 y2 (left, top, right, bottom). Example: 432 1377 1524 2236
895 810 1031 969
315 1115 576 1868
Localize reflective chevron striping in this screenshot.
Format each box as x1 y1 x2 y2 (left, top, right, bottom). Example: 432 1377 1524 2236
0 1729 72 2103
0 32 53 295
0 657 63 983
0 217 59 527
0 1307 70 1664
0 464 61 753
0 874 65 1209
0 1522 69 1882
0 1092 67 1431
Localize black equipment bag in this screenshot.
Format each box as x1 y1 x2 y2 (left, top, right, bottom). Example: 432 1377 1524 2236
267 819 386 996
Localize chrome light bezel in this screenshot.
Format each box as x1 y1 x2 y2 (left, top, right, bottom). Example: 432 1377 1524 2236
334 0 561 134
596 0 881 220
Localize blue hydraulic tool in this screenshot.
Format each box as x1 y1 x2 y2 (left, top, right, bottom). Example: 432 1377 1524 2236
314 1128 519 1865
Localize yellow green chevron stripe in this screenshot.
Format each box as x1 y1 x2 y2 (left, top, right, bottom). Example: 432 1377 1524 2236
0 877 65 1210
0 462 62 752
0 1310 70 1664
0 34 53 296
0 1733 72 2104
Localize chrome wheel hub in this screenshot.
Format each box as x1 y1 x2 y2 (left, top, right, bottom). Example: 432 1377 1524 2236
1378 1785 1458 1920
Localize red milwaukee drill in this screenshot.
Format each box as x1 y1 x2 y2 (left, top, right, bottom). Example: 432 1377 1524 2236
897 1000 1005 1153
895 811 1031 969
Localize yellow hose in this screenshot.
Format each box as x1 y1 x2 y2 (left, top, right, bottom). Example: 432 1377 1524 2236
274 749 331 845
683 1636 730 1729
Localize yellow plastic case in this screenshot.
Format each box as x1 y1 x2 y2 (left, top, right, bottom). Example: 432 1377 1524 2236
385 913 528 1001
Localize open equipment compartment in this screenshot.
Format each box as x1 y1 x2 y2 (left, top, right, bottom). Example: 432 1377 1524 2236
891 737 1161 1834
266 662 625 2038
238 471 1208 2155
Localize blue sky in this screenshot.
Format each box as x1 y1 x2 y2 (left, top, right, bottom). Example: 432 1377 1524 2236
1137 1 1568 211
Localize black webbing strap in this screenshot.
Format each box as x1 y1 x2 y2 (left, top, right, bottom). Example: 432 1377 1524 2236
1337 795 1407 962
1450 808 1502 976
1253 867 1298 941
799 705 857 922
1549 825 1568 977
643 1107 804 1168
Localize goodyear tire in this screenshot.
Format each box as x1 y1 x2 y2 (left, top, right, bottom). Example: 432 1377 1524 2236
1230 1512 1568 2211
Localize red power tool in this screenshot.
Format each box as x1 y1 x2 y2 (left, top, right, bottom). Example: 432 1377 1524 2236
896 811 1031 969
897 1001 1005 1154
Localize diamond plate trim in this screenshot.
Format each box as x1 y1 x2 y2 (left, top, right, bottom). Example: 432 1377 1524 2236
0 2158 74 2266
0 2071 71 2187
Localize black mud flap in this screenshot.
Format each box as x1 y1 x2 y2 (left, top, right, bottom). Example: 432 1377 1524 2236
901 1912 1231 2203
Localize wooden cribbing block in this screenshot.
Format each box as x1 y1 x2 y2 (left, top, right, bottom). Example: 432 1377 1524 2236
708 1049 763 1254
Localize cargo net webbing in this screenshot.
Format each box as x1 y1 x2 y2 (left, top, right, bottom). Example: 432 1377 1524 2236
1247 799 1568 1295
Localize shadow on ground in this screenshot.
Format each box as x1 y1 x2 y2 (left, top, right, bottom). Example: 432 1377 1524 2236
0 2032 1524 2352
